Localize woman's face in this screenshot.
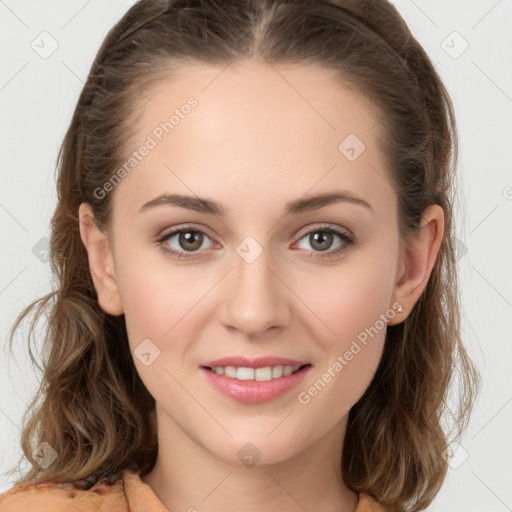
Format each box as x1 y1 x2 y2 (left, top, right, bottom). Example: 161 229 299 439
101 61 405 464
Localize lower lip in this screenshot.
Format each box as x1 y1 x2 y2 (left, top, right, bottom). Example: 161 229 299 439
201 366 311 404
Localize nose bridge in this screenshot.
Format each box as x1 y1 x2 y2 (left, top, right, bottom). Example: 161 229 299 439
217 235 290 336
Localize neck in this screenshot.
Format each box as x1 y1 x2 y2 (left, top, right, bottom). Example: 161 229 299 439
142 407 359 512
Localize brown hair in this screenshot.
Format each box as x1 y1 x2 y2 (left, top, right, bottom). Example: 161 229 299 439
5 0 479 510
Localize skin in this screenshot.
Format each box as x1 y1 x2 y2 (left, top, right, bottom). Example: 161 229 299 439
79 60 444 511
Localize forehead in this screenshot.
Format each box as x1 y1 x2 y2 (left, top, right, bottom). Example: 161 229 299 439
113 60 394 219
138 59 382 141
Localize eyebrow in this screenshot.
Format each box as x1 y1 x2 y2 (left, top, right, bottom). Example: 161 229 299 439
138 190 374 216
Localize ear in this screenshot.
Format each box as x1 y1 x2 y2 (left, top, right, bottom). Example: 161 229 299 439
78 202 124 316
387 204 444 325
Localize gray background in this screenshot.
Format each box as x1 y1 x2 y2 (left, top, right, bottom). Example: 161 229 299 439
1 1 511 510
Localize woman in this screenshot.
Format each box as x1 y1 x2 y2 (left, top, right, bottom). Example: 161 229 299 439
0 0 479 510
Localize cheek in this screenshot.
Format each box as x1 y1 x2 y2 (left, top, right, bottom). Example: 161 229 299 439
296 251 395 405
115 255 215 364
118 273 167 340
117 267 201 404
114 248 185 348
297 338 384 422
297 270 390 417
304 253 396 343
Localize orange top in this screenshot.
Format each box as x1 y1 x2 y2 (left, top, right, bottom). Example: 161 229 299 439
0 469 386 511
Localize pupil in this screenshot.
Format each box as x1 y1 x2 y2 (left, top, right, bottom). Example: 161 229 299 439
180 231 202 250
312 231 332 251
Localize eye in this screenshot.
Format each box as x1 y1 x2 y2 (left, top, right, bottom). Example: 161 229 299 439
294 225 355 259
156 223 356 260
156 225 215 259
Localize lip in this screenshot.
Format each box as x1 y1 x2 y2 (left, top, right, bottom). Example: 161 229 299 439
201 356 310 368
200 357 312 404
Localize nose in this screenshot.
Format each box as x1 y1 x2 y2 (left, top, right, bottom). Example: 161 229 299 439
216 244 292 339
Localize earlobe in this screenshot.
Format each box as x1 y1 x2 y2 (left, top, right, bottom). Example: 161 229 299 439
78 202 124 316
388 204 444 325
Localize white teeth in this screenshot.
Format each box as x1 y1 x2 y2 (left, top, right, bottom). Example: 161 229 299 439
237 367 255 380
255 367 272 381
272 365 283 378
210 364 303 381
283 365 295 376
224 366 237 378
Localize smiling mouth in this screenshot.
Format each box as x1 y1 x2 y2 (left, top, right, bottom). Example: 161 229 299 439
203 364 311 381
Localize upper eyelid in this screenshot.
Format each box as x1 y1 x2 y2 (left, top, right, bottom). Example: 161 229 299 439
294 223 353 239
158 223 217 243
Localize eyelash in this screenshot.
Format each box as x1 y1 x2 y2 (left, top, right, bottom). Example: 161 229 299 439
156 223 356 260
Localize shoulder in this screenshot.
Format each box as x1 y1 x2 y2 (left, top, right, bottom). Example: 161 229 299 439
0 472 385 512
0 473 128 512
355 491 388 512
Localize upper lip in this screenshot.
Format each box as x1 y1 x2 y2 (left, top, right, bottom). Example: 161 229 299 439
201 356 311 368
